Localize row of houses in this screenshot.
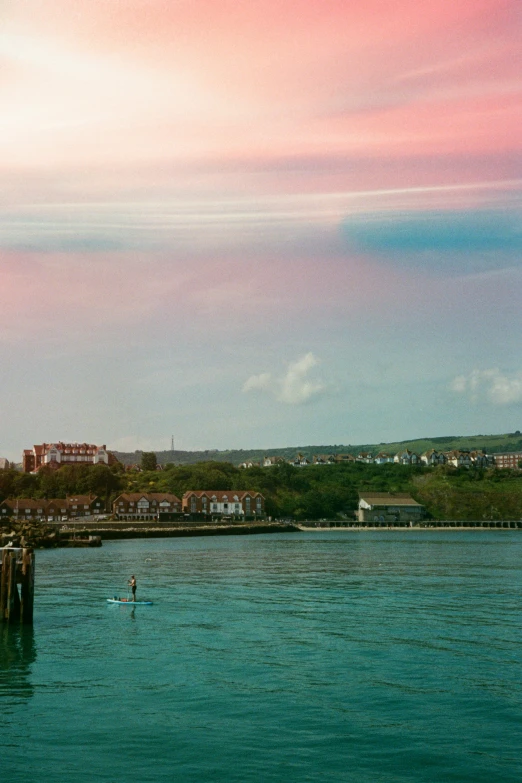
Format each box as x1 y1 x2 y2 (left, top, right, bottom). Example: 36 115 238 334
114 491 265 520
0 490 266 523
0 495 106 521
0 489 424 525
241 449 522 469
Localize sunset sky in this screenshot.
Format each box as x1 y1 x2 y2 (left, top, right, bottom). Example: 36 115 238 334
1 0 521 460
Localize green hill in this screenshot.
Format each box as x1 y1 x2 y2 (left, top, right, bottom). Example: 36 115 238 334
113 431 522 467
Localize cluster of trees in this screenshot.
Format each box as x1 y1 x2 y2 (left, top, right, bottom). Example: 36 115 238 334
1 459 522 520
0 464 124 505
412 463 522 520
127 460 426 519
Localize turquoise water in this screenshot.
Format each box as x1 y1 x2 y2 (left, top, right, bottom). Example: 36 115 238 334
1 531 521 783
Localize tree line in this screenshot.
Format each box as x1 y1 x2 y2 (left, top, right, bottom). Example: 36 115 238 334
1 460 522 520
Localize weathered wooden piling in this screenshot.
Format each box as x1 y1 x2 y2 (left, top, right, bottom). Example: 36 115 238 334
0 548 35 625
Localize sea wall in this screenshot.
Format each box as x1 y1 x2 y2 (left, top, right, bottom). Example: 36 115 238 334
58 522 300 540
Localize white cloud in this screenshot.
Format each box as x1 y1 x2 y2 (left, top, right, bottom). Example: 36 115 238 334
243 352 327 405
449 375 467 394
242 372 272 393
450 369 522 406
278 353 326 404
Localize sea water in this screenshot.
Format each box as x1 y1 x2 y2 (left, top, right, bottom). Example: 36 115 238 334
1 531 521 783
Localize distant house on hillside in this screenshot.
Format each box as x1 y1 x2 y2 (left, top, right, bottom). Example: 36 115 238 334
289 453 311 467
492 452 522 469
374 452 393 464
263 456 285 467
445 450 472 468
394 450 420 465
420 449 446 466
357 492 425 524
313 454 336 465
469 451 491 468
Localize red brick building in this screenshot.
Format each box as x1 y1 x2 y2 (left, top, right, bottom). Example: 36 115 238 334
493 452 522 469
112 493 181 520
0 495 106 522
23 442 116 473
182 490 265 518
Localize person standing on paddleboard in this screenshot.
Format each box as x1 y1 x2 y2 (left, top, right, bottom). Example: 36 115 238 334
128 575 137 602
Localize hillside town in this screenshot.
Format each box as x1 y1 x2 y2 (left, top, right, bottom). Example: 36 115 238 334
240 448 522 470
1 440 522 531
1 441 521 475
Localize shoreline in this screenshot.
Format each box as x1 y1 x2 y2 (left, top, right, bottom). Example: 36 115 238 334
297 525 521 531
3 520 520 549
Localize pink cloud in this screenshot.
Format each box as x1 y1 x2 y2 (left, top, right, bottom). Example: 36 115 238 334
0 244 427 345
1 0 518 174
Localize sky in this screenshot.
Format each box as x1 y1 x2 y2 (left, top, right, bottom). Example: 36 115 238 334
1 0 521 461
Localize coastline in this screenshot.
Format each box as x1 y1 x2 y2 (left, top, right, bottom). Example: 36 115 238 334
297 525 521 531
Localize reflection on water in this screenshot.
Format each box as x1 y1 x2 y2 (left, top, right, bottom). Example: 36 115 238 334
0 624 36 702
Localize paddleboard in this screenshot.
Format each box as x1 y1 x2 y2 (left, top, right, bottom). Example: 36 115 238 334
107 598 153 605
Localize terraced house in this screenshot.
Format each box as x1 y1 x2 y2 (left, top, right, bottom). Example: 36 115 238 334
112 493 181 521
182 491 265 518
0 495 106 521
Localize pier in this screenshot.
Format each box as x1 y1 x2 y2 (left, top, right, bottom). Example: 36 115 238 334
0 548 35 625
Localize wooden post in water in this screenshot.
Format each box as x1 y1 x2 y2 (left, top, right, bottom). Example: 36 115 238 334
0 548 8 620
0 547 34 625
20 548 35 625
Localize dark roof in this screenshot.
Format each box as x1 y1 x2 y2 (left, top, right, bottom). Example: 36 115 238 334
358 492 423 507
